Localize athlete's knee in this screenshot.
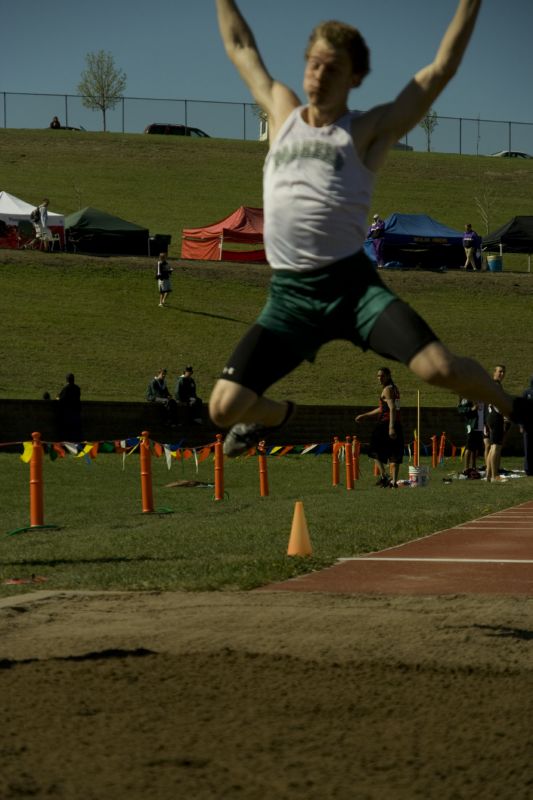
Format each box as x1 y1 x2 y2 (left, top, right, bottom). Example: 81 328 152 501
409 342 457 385
209 379 256 428
209 384 236 427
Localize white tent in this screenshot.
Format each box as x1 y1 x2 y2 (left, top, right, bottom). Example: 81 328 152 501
0 190 65 228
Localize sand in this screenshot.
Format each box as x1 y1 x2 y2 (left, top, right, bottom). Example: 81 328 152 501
1 589 533 799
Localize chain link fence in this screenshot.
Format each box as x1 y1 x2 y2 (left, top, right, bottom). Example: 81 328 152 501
2 91 533 155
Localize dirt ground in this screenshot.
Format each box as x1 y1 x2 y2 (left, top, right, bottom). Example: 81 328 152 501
1 590 532 800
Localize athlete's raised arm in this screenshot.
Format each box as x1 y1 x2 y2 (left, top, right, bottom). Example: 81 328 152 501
355 0 482 170
215 0 299 140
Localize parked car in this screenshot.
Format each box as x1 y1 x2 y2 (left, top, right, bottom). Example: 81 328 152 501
489 150 532 159
144 123 210 137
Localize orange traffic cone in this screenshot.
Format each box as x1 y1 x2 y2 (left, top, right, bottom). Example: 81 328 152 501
287 500 312 556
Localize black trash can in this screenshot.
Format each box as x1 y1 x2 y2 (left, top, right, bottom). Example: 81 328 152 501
149 234 172 256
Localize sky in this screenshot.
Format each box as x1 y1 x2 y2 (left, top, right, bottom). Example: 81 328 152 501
2 0 533 153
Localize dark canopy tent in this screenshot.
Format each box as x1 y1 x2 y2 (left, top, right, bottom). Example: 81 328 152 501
65 207 150 255
364 213 464 270
483 216 533 254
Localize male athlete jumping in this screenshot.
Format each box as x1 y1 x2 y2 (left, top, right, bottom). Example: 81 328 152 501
209 0 532 455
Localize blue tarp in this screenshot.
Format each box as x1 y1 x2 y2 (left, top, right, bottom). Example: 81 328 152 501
364 213 464 269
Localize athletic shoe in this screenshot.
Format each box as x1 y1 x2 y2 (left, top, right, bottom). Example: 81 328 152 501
511 396 533 429
223 401 295 458
375 475 391 488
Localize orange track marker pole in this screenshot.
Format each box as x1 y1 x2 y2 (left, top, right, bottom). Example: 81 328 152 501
413 433 419 467
344 436 354 491
438 432 446 464
332 436 340 486
352 435 360 481
373 461 380 477
29 432 44 527
214 433 224 501
431 435 438 469
140 431 154 513
258 440 269 497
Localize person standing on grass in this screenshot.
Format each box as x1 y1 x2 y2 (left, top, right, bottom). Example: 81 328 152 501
38 199 52 252
209 0 533 458
355 367 404 488
462 223 481 271
485 364 511 482
367 214 386 269
457 397 485 476
521 375 533 476
156 252 173 307
56 372 82 441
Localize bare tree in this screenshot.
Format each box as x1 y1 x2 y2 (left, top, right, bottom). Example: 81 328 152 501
77 50 126 132
475 178 498 234
251 103 268 141
419 108 438 153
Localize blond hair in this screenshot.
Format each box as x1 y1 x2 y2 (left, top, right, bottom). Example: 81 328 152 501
305 20 370 79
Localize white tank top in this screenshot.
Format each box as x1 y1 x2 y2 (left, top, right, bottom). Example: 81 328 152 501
263 106 375 271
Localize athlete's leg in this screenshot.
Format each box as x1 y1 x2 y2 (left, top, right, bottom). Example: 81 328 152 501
209 379 290 429
486 443 502 481
408 341 515 417
209 324 304 454
368 300 516 417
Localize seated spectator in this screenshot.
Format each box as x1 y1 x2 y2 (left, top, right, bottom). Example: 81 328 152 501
50 116 61 129
175 365 203 424
146 368 179 426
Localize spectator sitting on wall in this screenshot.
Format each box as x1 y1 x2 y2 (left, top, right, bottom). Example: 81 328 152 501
146 368 179 426
175 365 203 424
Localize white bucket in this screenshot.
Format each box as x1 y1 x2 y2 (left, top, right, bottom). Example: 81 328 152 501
409 465 429 487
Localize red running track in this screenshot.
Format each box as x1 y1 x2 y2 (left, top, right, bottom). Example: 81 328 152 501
261 501 533 596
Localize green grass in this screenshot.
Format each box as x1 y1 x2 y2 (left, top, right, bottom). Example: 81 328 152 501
1 254 531 405
1 130 532 595
2 128 533 259
1 451 531 596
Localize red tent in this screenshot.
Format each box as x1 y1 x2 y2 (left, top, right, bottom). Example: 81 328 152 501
181 206 266 262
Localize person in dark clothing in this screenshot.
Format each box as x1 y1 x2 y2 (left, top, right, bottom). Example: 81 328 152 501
355 366 404 488
146 368 179 426
457 397 484 475
56 372 82 441
156 253 173 307
367 214 386 269
522 375 533 476
175 366 203 424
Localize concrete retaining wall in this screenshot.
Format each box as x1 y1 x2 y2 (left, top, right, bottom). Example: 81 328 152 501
0 399 524 455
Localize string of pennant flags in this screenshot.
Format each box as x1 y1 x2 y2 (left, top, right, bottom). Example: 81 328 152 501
3 432 466 471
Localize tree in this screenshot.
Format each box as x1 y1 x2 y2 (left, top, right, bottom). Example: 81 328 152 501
251 103 268 141
419 108 438 153
77 50 127 132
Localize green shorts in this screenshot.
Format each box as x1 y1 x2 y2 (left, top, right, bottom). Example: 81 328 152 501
256 249 397 362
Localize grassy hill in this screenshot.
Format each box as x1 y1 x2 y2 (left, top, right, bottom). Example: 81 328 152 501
1 129 532 406
2 128 533 252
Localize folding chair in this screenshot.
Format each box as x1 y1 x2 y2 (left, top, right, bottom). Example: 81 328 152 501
50 232 62 251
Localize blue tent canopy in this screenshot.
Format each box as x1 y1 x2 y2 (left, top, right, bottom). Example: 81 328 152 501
382 213 463 245
364 213 464 269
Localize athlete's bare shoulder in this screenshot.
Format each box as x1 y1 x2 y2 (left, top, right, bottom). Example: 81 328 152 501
267 82 301 143
350 105 398 173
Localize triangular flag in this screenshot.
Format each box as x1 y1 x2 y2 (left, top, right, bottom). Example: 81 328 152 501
20 441 33 463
